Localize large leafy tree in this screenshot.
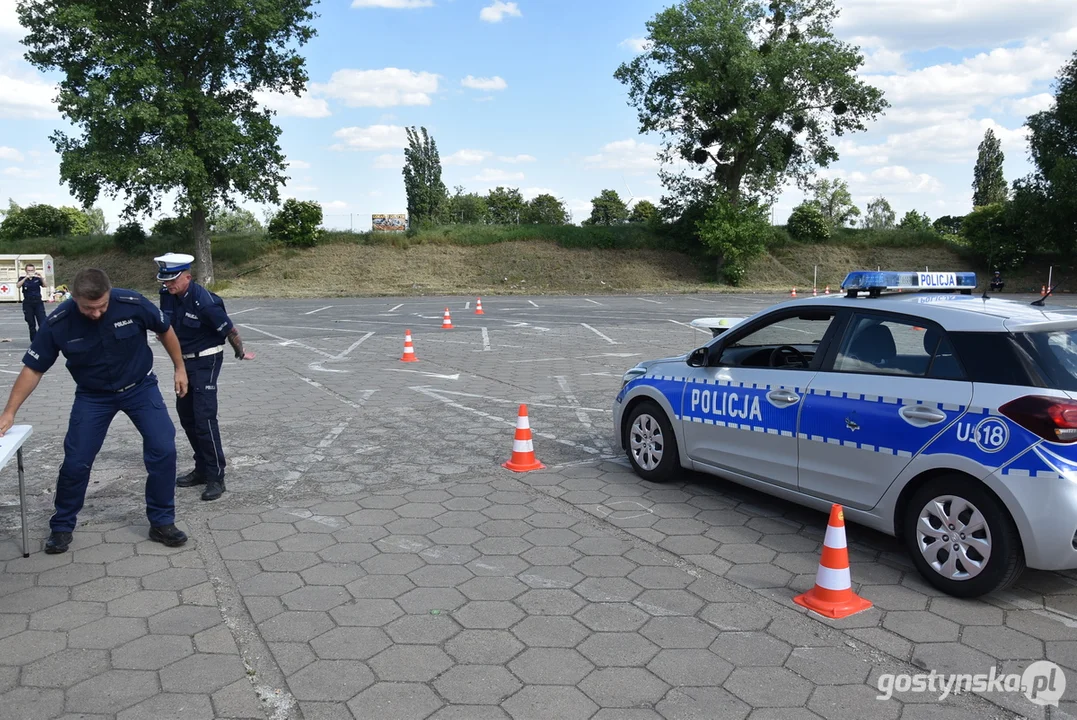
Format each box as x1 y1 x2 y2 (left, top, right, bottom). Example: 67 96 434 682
16 0 318 286
402 126 447 228
862 196 895 229
587 190 629 226
972 128 1007 207
485 187 525 225
614 0 887 210
811 178 859 227
522 194 570 225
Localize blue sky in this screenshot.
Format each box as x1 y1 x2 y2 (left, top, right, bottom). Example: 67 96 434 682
1 0 1075 231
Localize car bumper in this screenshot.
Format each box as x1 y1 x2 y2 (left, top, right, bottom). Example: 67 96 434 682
996 469 1077 571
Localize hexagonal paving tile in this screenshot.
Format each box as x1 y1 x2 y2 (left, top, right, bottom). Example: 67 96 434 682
106 590 180 618
330 599 404 627
502 685 599 720
579 667 670 708
575 603 650 632
347 682 444 719
396 587 467 615
68 617 146 650
369 645 453 682
22 648 110 688
725 666 813 707
509 648 595 685
28 601 106 631
710 632 792 666
112 634 194 670
647 648 733 687
310 627 392 660
453 601 526 629
434 665 522 704
258 611 334 643
515 589 587 616
640 616 719 649
408 565 474 588
512 616 590 648
281 585 351 612
446 629 525 665
159 653 246 694
785 646 872 685
289 659 375 702
578 632 660 667
66 669 159 715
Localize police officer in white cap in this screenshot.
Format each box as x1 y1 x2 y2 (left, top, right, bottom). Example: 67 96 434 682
155 253 254 501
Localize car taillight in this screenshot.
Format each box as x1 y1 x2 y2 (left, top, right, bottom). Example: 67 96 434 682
998 395 1077 443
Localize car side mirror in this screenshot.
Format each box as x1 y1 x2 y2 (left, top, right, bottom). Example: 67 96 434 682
687 347 709 367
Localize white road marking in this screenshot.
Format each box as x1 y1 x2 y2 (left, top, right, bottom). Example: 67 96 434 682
581 324 618 344
387 369 460 380
556 375 611 451
584 299 603 305
0 369 18 375
668 319 712 335
481 327 491 351
420 387 611 413
333 332 375 360
241 324 335 359
253 324 373 334
595 500 655 520
230 307 260 315
276 418 353 491
305 306 332 315
637 297 663 304
528 300 539 307
465 301 471 310
389 303 404 312
295 379 376 412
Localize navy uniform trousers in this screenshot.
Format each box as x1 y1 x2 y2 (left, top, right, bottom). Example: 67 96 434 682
23 301 46 341
177 351 225 480
52 375 177 532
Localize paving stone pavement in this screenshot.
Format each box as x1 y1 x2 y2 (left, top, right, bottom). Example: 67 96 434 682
1 293 1075 719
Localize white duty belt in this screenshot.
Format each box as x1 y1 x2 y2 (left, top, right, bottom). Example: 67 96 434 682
181 345 224 360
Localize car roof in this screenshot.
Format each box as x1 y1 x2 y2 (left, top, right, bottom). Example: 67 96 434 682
761 293 1077 333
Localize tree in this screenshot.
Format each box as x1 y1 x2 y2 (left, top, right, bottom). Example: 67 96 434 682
16 0 318 285
522 194 570 225
485 187 525 224
862 196 895 229
445 186 489 224
696 195 770 284
972 128 1008 207
787 202 830 243
0 203 71 239
60 206 92 235
211 208 263 234
962 203 1026 270
899 210 932 232
811 178 859 227
402 126 447 228
628 199 658 224
613 0 887 210
932 215 963 235
588 190 629 226
268 199 322 247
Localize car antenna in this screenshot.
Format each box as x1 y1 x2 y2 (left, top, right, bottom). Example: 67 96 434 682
981 283 990 300
1032 282 1059 307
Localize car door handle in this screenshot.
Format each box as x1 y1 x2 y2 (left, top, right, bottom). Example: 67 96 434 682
899 405 947 424
767 389 800 404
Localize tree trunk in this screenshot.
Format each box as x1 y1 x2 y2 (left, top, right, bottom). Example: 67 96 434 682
192 205 214 287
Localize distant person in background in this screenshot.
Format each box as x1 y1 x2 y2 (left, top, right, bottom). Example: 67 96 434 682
16 263 46 341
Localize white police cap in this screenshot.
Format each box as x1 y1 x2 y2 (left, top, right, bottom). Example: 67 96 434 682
154 252 195 281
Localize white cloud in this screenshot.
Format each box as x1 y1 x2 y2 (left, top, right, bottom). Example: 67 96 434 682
0 73 56 119
461 75 507 91
444 149 492 165
522 187 557 200
287 159 312 170
619 37 652 53
859 46 906 74
846 165 944 195
2 166 43 179
254 89 330 118
351 0 434 7
480 1 521 23
583 139 662 172
331 125 408 151
288 185 319 193
1002 92 1055 116
322 200 349 211
0 146 24 162
472 168 524 183
313 68 439 108
838 118 1029 165
373 154 403 169
499 154 535 163
0 0 20 34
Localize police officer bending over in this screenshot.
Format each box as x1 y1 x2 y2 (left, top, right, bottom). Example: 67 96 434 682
155 253 253 502
0 268 190 553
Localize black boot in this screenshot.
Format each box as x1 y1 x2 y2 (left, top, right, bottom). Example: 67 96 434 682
201 478 225 501
176 469 206 487
149 524 188 547
44 531 73 554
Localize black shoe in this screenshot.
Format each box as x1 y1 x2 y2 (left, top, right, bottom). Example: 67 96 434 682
176 470 206 487
149 524 188 547
44 531 73 554
201 478 225 501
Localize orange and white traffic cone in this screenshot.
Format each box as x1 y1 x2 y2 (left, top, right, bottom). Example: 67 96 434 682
812 286 818 297
1042 285 1047 295
793 504 873 619
824 285 830 295
791 286 797 297
502 404 545 472
475 297 484 315
400 329 419 362
442 308 454 329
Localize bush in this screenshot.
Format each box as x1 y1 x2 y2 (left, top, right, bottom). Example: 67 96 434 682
113 221 147 253
962 203 1026 270
787 203 831 243
60 207 92 236
0 203 73 239
151 215 192 240
696 196 769 285
268 199 322 248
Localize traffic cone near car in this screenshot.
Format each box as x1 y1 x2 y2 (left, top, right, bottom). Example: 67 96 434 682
824 285 830 295
442 308 454 329
793 503 873 619
791 287 797 297
502 404 545 472
475 297 484 315
400 329 419 362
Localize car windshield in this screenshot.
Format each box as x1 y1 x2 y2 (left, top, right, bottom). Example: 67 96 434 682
1016 329 1077 391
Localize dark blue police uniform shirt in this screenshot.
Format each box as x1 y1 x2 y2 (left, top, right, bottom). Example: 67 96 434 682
22 289 171 392
19 276 44 303
159 282 233 355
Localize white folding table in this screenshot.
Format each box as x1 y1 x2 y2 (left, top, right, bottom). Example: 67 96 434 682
0 425 32 558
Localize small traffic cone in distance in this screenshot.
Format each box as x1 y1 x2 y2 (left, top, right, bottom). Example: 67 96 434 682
791 286 797 297
475 297 484 315
502 404 545 472
401 329 419 362
442 308 454 329
1042 285 1047 295
812 286 818 296
793 504 873 619
825 285 830 295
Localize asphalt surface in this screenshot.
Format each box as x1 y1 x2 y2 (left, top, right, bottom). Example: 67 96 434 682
0 290 1075 720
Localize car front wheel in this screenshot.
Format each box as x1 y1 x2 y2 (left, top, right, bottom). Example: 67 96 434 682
902 476 1025 598
625 401 679 483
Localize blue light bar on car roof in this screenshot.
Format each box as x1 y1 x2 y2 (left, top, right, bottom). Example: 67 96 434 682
840 270 977 297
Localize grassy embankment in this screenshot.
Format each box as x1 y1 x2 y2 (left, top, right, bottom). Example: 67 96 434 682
3 225 1069 298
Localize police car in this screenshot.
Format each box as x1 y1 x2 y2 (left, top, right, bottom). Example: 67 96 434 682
614 270 1077 598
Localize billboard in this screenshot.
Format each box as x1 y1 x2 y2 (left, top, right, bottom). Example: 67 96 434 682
372 214 407 232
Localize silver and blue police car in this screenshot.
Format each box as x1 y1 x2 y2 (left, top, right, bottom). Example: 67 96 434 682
614 270 1077 598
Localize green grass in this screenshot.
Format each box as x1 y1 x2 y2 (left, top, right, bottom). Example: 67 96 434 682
318 223 670 250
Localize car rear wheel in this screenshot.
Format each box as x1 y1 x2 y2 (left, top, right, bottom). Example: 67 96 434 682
625 401 679 483
902 476 1024 598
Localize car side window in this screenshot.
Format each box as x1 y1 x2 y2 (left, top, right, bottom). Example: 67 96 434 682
832 314 964 379
716 312 837 369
